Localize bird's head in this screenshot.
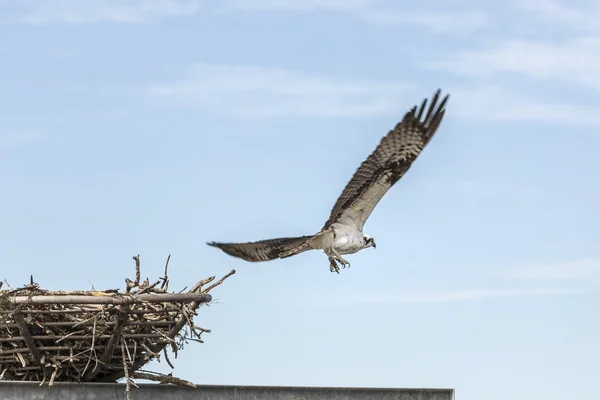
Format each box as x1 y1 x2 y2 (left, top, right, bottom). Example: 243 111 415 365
363 234 376 249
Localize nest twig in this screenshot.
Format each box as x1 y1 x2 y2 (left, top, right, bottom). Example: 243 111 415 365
0 254 235 398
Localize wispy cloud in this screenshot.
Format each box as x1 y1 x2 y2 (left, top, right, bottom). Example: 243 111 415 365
219 0 381 12
1 0 594 39
314 256 599 307
509 258 600 280
1 0 201 24
448 84 600 126
219 0 489 35
145 62 600 125
518 0 600 33
423 2 600 127
428 37 600 92
315 287 579 306
0 0 488 34
359 10 488 35
145 63 415 117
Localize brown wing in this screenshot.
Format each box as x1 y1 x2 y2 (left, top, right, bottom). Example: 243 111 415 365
207 235 314 262
323 89 449 230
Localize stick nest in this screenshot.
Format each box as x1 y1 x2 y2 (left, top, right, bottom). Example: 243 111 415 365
0 254 235 390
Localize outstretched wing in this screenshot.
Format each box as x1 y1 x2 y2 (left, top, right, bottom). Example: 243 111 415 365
323 89 449 231
207 235 314 262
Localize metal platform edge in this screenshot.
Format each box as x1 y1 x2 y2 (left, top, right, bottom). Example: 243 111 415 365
0 381 455 400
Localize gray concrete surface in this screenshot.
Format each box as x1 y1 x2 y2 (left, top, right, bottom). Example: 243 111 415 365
0 382 454 400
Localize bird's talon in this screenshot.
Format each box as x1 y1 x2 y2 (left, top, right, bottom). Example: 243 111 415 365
329 259 340 273
329 254 350 273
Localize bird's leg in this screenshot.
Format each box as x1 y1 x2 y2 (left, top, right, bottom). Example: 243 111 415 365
325 249 350 273
325 250 343 273
329 257 340 274
330 248 351 268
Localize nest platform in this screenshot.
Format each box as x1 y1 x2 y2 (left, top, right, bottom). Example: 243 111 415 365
0 255 235 390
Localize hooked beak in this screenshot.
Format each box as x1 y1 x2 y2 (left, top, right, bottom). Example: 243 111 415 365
372 241 376 249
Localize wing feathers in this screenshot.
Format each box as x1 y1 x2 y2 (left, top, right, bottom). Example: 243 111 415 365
323 89 449 230
416 98 427 121
208 89 449 264
423 90 439 126
207 235 314 262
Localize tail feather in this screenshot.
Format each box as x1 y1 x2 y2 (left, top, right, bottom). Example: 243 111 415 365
278 241 311 258
207 235 314 262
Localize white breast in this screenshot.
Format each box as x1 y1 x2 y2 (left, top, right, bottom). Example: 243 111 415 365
331 223 366 255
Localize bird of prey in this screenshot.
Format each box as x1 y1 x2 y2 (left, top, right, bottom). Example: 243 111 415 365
208 89 449 273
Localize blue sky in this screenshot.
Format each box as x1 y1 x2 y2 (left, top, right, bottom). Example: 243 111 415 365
1 1 599 399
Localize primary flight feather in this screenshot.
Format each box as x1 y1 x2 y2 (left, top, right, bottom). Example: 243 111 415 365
208 89 450 273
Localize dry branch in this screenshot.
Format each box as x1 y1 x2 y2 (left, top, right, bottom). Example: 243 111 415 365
6 292 211 305
132 371 196 388
11 312 50 378
203 269 236 293
82 307 128 381
121 341 132 400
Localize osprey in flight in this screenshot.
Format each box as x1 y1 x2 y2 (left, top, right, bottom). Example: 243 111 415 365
208 89 449 273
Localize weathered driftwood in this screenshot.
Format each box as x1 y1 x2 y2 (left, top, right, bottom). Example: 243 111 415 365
1 321 177 328
0 307 185 315
132 370 196 388
99 268 236 383
6 292 212 305
0 334 171 342
11 312 51 377
0 254 235 399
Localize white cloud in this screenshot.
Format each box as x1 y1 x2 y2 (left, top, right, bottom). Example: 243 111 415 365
312 256 598 307
316 287 578 306
0 0 488 34
428 37 600 92
357 9 488 35
412 2 600 125
2 0 201 24
220 0 489 35
0 0 594 39
509 258 600 280
448 84 600 126
145 62 600 125
219 0 378 12
518 0 600 32
145 63 416 117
